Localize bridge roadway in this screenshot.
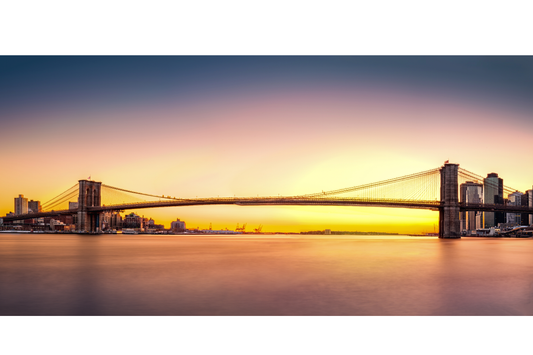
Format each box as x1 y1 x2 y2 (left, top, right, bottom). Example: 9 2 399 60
89 197 443 212
3 198 533 222
1 209 76 221
459 203 533 213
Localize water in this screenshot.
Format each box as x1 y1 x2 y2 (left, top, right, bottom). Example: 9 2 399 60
1 233 533 315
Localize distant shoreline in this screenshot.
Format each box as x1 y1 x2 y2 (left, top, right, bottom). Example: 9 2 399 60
2 230 531 238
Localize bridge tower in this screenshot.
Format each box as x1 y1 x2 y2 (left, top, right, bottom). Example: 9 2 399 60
77 180 102 233
439 163 460 238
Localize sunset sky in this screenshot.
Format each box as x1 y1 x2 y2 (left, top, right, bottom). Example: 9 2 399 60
1 56 533 233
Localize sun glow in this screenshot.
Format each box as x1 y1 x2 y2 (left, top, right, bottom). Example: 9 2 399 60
2 57 533 234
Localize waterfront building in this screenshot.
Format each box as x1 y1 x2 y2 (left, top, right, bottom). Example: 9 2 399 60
123 212 144 230
112 212 122 229
171 218 186 232
28 200 41 213
507 191 523 225
14 194 28 215
484 173 504 228
100 211 123 230
527 189 533 225
460 181 483 233
50 219 69 231
144 218 165 232
521 192 530 225
55 215 74 225
101 211 112 231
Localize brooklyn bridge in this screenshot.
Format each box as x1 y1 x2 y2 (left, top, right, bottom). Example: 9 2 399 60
2 163 533 238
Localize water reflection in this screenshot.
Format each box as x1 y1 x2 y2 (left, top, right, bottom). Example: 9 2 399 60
71 235 104 315
1 234 533 315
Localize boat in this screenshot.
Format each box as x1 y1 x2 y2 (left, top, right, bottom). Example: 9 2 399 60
121 229 138 234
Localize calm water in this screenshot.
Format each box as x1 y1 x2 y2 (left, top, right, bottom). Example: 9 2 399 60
1 233 533 315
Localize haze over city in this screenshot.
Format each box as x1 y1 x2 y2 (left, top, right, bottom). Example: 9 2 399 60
2 56 533 233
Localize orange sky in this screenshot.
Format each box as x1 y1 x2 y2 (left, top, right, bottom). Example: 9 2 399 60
2 57 533 233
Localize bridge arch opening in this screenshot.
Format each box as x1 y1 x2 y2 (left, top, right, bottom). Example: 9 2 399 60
93 187 98 206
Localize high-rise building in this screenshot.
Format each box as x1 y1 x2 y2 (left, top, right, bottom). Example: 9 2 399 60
28 200 41 213
527 189 533 225
14 194 28 215
507 191 523 225
484 173 504 228
460 181 483 233
521 192 530 225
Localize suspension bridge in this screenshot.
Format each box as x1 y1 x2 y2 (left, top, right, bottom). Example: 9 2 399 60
2 163 533 238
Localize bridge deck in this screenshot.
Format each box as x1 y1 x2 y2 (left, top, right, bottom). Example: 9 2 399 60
3 198 533 222
90 198 442 212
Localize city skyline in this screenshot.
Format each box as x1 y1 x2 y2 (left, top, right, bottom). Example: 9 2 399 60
2 56 533 233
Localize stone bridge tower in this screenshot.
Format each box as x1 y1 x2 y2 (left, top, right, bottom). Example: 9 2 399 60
77 180 102 233
439 163 461 238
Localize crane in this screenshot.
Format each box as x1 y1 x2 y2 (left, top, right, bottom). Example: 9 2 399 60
235 223 247 232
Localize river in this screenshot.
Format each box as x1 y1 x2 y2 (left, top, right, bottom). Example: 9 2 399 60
1 233 532 315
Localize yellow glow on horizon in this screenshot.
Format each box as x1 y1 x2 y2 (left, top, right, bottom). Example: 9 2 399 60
1 85 532 234
126 205 439 234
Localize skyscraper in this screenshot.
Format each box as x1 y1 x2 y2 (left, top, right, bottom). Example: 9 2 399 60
484 173 503 228
28 200 41 213
507 191 523 225
521 192 530 226
460 181 483 233
527 188 533 225
14 194 28 215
